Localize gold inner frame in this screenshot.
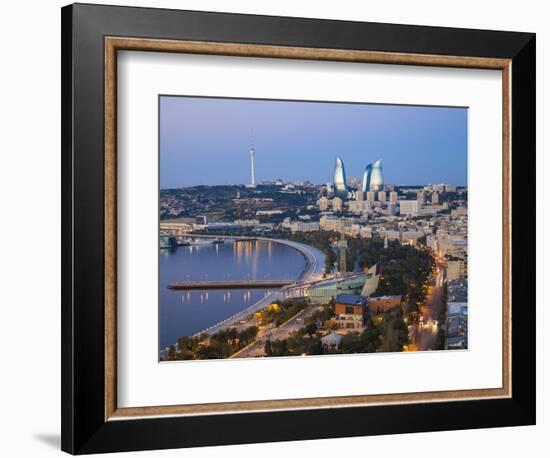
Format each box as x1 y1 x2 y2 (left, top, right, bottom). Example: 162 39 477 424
104 37 512 421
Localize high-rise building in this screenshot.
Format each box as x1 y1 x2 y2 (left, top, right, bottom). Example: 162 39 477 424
389 191 398 203
370 159 384 191
366 191 376 202
355 190 365 201
333 156 348 196
417 190 425 207
432 192 439 204
317 196 329 211
332 197 344 212
361 163 372 193
378 191 387 203
400 200 419 216
387 202 398 215
348 200 371 214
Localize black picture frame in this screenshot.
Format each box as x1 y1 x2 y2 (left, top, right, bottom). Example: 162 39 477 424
61 3 535 454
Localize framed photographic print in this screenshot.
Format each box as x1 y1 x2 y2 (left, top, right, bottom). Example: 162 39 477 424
61 3 536 454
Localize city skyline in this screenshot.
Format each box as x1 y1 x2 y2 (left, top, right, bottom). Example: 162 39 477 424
160 95 468 189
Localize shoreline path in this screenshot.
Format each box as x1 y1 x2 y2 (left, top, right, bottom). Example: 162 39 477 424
190 237 326 338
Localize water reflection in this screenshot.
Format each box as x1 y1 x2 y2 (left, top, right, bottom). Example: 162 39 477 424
159 239 305 348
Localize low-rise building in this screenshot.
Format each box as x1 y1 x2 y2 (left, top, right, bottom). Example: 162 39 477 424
359 226 373 239
306 273 371 304
320 332 344 349
256 210 284 216
401 230 424 245
319 215 355 233
348 200 372 214
367 295 402 313
385 230 401 241
451 206 467 217
233 219 260 227
332 294 368 331
445 301 468 350
160 221 193 235
447 259 467 280
289 221 320 233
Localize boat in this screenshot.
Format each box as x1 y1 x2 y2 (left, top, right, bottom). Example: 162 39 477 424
185 238 213 246
159 235 178 249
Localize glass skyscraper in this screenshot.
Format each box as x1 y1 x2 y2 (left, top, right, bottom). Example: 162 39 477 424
370 159 384 191
333 156 348 196
361 160 383 192
361 163 372 193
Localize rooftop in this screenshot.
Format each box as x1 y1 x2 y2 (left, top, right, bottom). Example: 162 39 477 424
368 295 402 301
335 294 367 306
321 332 344 343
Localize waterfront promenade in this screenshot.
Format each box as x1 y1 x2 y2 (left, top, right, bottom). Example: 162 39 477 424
168 279 294 290
187 237 326 338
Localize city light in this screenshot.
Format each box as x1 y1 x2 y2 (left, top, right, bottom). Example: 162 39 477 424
159 101 468 361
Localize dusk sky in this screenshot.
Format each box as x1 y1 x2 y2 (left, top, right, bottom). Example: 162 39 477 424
160 96 467 189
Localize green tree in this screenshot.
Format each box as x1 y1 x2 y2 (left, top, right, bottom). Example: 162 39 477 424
167 345 176 360
305 322 318 336
264 339 273 356
238 326 258 345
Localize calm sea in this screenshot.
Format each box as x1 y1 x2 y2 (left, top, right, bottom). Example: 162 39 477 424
159 240 306 348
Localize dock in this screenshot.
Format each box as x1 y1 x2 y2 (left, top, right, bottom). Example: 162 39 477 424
167 280 295 290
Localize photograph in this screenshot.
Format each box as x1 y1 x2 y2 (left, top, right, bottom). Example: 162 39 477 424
53 2 536 454
158 96 469 361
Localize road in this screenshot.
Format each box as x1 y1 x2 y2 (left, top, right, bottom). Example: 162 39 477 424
192 291 283 337
410 260 447 351
231 304 323 358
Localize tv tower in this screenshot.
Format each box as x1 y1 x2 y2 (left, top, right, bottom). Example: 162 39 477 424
249 134 256 187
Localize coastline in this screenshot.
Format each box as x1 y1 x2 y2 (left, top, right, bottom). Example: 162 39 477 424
189 237 326 337
161 236 326 352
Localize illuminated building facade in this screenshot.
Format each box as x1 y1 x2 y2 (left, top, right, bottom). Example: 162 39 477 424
333 156 348 196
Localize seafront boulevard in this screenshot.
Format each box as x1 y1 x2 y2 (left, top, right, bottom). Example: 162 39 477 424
187 237 326 338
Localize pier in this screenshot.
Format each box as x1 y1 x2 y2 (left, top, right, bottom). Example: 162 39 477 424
163 237 326 341
168 279 294 290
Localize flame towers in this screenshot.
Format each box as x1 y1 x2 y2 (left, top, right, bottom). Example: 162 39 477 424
333 156 348 196
332 155 383 196
361 163 373 193
361 159 383 193
370 159 384 191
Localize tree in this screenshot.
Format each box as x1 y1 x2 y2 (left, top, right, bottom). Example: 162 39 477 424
227 327 238 344
378 325 401 353
305 322 318 336
167 345 176 360
269 339 289 356
238 326 258 345
264 339 273 356
339 333 364 353
377 317 408 353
